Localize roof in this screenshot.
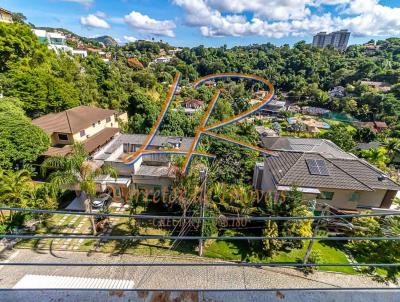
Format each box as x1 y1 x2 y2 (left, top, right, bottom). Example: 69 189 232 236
182 99 204 108
43 128 119 157
357 141 381 150
261 137 353 159
93 134 194 161
264 150 400 192
134 165 176 178
32 106 117 135
374 121 388 128
0 7 11 14
83 127 119 154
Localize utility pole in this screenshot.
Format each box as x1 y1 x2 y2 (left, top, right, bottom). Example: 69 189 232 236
303 206 327 264
199 170 207 256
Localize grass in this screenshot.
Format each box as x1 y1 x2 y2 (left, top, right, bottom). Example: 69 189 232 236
9 211 356 276
204 238 355 274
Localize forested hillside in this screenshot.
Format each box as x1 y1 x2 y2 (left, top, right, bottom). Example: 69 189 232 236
1 21 400 177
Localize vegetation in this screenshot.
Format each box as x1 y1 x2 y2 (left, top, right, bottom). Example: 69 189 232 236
345 215 400 283
41 144 117 235
1 20 400 280
0 98 49 170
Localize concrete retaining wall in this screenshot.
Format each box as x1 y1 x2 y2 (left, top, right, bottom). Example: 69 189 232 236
1 289 400 302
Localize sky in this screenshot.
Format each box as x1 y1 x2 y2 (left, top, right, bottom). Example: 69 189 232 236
1 0 400 47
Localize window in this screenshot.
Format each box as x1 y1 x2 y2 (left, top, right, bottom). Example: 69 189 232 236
349 192 360 202
80 130 85 137
106 117 111 123
317 191 335 200
58 133 68 141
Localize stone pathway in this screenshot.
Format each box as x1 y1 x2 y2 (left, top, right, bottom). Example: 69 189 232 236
32 204 129 253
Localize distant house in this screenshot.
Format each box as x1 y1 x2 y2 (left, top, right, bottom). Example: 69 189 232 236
302 106 330 116
254 90 267 99
167 48 182 55
32 106 127 157
255 126 278 138
0 7 12 23
262 98 286 114
204 80 216 87
180 99 204 114
329 86 346 98
32 29 87 57
360 81 392 92
363 42 381 55
286 117 330 133
154 56 171 64
254 137 400 211
354 121 388 133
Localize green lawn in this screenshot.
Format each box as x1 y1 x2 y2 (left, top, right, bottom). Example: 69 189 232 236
204 239 355 274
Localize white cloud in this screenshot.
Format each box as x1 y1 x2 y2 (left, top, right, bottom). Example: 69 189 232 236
173 0 400 38
124 11 176 37
61 0 93 7
80 14 110 29
206 0 312 21
94 11 107 18
124 35 138 42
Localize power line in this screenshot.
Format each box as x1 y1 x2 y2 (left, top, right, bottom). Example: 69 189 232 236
1 235 399 241
2 207 400 221
0 262 399 268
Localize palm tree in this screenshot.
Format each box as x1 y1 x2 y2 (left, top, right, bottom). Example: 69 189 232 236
383 138 400 163
41 144 117 235
0 169 33 221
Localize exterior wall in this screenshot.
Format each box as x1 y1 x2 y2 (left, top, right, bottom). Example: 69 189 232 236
0 10 12 23
358 189 387 208
261 166 276 192
72 114 118 142
316 189 386 210
132 175 172 192
4 289 400 302
117 112 129 124
316 189 358 210
106 161 134 177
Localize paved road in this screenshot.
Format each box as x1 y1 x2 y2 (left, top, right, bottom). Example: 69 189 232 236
0 248 393 289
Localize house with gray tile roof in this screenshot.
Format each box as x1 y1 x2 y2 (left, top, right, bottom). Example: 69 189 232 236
254 138 400 211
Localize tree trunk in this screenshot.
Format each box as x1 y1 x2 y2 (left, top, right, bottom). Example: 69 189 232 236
84 197 97 236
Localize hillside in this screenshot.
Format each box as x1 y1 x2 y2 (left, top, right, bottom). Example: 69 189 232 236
34 27 117 48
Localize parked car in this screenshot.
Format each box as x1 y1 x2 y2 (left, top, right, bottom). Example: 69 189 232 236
91 193 112 209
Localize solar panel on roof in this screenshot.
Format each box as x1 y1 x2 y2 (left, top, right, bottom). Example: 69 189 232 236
316 159 330 176
306 159 330 176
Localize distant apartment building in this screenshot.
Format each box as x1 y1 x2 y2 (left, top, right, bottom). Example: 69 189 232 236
0 7 13 23
313 30 350 51
32 29 87 58
32 106 128 157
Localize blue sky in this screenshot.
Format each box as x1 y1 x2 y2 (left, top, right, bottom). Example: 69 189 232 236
1 0 400 47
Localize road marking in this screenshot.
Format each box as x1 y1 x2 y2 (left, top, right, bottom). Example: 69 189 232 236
0 250 20 270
